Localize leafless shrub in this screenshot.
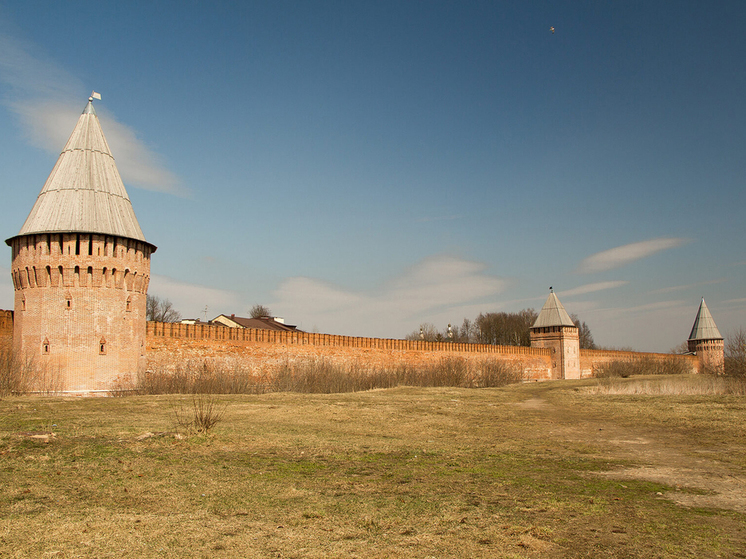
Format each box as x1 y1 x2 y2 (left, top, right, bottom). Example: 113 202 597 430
0 340 25 396
724 328 746 378
595 356 691 378
271 357 521 393
107 374 139 396
173 393 227 434
137 356 522 396
478 359 523 387
405 357 469 387
32 365 65 395
591 375 746 396
136 361 269 395
0 342 63 396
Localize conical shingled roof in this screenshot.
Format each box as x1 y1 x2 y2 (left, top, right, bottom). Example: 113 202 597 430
532 290 576 329
6 98 153 247
688 298 722 341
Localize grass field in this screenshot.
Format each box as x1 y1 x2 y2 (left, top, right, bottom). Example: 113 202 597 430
1 375 745 558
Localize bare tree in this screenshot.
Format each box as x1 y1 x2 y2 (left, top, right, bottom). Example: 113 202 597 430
475 309 538 347
570 314 597 350
455 318 478 343
405 322 440 342
146 295 182 323
725 328 746 377
404 309 596 348
250 304 272 319
669 341 691 355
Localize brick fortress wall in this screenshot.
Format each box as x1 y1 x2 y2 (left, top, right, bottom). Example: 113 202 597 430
579 348 697 376
0 313 701 386
0 310 12 355
145 322 555 381
0 310 12 339
145 322 698 382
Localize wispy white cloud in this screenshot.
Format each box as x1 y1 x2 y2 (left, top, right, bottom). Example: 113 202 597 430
625 300 687 313
577 238 689 274
148 275 240 320
271 254 507 337
0 31 183 195
648 277 727 295
585 300 687 316
559 281 629 297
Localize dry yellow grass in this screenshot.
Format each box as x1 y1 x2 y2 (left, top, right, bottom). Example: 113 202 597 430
1 376 745 558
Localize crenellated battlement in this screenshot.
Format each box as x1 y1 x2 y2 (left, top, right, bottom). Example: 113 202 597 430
10 233 152 294
147 321 553 355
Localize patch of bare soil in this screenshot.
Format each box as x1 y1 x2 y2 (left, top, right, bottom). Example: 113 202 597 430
524 395 746 514
600 466 746 513
514 396 551 410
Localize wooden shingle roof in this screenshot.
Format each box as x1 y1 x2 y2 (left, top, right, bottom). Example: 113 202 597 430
688 298 723 341
6 98 153 247
532 290 576 329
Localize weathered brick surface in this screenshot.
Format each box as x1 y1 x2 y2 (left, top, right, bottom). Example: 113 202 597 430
9 233 152 392
687 339 724 373
579 348 697 376
0 310 12 341
145 322 555 381
0 308 701 390
530 325 581 379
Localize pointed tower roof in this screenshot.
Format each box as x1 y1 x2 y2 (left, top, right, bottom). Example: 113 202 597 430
6 97 154 248
688 298 723 341
532 289 576 329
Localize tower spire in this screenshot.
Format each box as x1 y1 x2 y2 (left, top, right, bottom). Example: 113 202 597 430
687 298 724 373
6 96 154 250
688 297 722 342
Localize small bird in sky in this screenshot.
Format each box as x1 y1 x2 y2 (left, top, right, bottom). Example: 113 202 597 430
550 26 555 34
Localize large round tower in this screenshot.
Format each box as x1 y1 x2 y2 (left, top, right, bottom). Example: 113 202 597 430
5 97 156 393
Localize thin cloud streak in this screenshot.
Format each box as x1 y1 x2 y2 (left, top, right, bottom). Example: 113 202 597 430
577 238 689 274
648 278 727 295
0 31 183 195
149 275 241 320
584 300 687 316
559 281 629 297
271 255 507 337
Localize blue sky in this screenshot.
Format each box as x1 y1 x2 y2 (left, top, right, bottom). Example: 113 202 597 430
0 1 744 351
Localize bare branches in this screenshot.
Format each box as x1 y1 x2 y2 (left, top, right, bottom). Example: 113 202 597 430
173 394 227 434
725 328 746 377
146 295 181 323
249 304 272 319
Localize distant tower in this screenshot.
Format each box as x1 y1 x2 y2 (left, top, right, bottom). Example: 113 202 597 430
5 96 157 392
687 298 724 374
530 289 580 379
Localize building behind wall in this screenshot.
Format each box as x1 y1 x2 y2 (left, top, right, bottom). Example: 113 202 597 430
5 97 156 392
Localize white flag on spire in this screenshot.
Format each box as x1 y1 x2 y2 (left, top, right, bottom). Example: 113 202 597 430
91 91 102 100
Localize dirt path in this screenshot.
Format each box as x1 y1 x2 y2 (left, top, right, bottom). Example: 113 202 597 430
515 394 746 514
